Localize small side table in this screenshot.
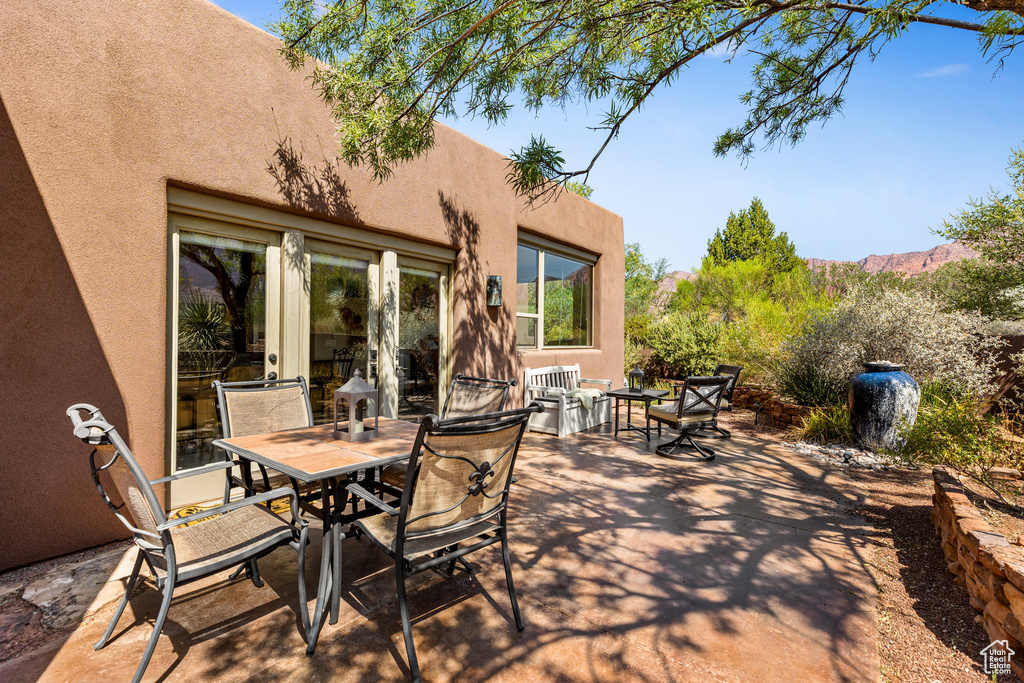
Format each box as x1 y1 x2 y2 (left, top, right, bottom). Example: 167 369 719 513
607 387 670 441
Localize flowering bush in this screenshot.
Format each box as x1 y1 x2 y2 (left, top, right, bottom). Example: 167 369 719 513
776 287 1001 406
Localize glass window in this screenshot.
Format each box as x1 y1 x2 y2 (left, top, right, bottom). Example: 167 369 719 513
543 253 591 347
176 231 267 471
516 245 538 314
308 251 370 424
516 241 592 348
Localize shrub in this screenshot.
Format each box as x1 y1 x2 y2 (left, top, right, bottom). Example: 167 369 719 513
793 404 854 444
624 339 644 376
648 312 722 379
775 287 1001 406
895 384 1024 471
670 258 828 385
776 364 847 408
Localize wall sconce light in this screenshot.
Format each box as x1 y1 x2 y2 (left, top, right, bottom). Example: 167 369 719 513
486 275 502 307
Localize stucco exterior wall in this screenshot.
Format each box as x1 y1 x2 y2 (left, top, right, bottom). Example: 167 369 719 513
0 0 624 570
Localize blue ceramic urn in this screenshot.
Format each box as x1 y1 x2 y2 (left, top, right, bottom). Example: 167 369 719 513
848 362 920 452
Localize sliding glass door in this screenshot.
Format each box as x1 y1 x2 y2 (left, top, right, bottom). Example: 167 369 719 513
168 207 448 506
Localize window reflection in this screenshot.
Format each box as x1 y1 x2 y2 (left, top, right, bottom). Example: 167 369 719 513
176 232 266 471
309 252 370 424
543 253 591 347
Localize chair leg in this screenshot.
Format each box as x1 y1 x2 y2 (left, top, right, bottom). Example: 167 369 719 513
131 564 176 683
656 430 716 461
95 550 145 651
395 561 421 683
500 530 525 631
249 559 265 588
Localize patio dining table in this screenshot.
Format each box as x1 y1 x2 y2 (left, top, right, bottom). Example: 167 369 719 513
213 418 421 654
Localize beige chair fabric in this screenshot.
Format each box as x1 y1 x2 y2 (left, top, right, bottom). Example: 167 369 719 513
222 385 311 436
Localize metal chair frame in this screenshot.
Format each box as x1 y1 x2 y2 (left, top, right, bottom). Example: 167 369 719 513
649 376 731 461
212 376 316 503
344 403 543 683
66 404 309 683
439 373 517 419
692 364 744 440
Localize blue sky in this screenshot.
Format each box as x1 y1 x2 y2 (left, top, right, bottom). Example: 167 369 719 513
210 0 1024 271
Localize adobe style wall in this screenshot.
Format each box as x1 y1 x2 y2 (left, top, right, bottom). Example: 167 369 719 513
0 0 624 570
932 467 1024 680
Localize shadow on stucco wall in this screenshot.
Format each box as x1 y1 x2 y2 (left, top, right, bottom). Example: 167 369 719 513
439 191 518 386
0 95 128 571
266 136 360 225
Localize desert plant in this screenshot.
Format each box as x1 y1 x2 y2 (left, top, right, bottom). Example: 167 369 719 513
793 404 854 445
624 339 644 376
178 288 230 352
647 312 722 379
895 384 1024 470
776 364 848 408
775 287 1001 406
670 258 827 385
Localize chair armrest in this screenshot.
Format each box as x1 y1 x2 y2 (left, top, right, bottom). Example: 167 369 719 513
157 487 305 530
579 378 612 387
345 482 399 516
150 460 236 485
541 387 567 396
525 383 553 395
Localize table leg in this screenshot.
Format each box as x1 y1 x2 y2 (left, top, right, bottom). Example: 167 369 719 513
614 397 620 436
306 480 335 655
330 479 343 625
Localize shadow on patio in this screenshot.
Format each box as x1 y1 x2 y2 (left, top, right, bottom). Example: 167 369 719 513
0 427 878 682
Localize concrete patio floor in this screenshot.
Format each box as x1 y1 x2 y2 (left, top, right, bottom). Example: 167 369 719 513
0 425 878 682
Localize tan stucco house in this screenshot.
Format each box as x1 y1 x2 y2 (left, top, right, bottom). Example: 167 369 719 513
0 0 625 571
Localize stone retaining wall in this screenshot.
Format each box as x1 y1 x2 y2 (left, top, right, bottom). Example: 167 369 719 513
732 386 813 429
931 466 1024 680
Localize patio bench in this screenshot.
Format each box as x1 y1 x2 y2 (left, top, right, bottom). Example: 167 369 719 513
523 364 612 437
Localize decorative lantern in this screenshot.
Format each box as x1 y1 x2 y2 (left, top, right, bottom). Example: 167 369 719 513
628 366 645 393
333 369 379 442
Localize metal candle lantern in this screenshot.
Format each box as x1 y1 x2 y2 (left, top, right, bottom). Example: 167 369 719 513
628 366 645 393
333 369 379 442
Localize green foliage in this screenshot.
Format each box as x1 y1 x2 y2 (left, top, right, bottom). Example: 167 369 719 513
705 198 804 274
931 144 1024 321
669 258 828 385
937 144 1024 267
274 1 1023 198
178 289 230 352
794 405 854 445
777 286 1001 406
926 258 1024 320
624 339 644 376
648 312 723 379
776 364 849 408
624 242 669 346
565 181 594 200
543 276 589 346
896 384 1024 471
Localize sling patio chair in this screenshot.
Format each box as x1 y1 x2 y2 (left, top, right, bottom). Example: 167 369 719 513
692 364 744 440
342 403 542 683
380 373 517 491
66 404 309 683
212 376 322 510
647 375 732 461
